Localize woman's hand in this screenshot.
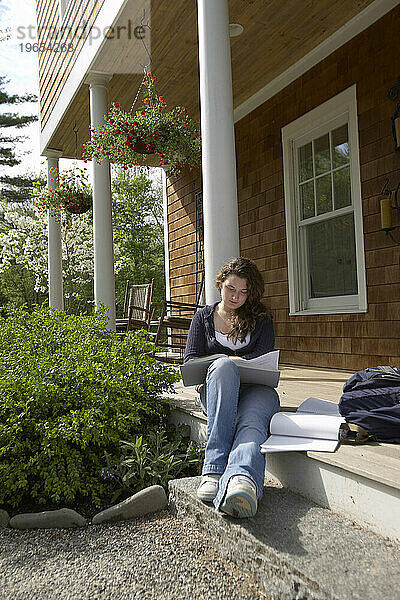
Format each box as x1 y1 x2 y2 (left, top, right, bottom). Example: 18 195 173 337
195 384 204 394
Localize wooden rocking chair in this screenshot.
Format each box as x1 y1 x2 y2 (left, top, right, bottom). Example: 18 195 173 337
153 276 204 363
115 279 154 333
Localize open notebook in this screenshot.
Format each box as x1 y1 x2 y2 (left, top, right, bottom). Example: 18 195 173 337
180 350 280 387
260 397 344 453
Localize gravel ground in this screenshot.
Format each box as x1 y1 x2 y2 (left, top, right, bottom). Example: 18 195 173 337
0 509 268 600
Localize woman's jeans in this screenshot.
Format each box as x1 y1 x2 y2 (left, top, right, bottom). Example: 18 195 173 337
199 356 280 510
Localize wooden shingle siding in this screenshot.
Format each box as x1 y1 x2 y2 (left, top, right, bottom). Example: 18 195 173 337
167 172 202 303
37 0 105 129
167 6 400 370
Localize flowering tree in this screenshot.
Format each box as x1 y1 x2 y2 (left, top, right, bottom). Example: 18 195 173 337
112 169 165 310
0 202 97 313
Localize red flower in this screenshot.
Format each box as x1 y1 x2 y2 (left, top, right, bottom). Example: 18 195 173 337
115 102 120 107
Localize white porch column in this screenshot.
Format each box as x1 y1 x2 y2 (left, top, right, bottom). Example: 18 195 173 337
44 150 64 310
86 72 116 330
197 0 240 304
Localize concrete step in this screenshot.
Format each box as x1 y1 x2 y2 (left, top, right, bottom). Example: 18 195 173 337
169 475 400 600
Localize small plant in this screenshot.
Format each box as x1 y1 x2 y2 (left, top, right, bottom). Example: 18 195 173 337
31 165 92 218
81 72 201 177
0 305 180 509
102 424 205 503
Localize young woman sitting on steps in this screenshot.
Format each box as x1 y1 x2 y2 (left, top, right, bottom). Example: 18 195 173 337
183 257 280 518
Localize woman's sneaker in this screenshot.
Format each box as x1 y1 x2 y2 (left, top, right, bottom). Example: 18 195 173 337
220 475 257 518
196 474 221 502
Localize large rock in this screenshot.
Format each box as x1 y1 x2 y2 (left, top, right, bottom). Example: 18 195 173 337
0 509 10 528
92 485 167 525
10 508 86 529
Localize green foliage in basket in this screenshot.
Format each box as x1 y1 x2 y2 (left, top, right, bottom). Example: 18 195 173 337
82 72 201 177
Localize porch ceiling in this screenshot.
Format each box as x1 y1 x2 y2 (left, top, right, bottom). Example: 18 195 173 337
48 0 376 158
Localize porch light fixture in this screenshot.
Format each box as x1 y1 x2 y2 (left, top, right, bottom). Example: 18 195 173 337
229 23 244 37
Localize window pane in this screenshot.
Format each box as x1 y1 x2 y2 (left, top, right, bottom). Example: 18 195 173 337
333 166 351 209
298 143 313 182
316 174 332 215
306 213 358 298
314 134 331 175
332 124 349 168
300 181 315 219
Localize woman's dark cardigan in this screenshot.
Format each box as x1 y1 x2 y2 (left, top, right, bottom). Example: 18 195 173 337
183 302 275 363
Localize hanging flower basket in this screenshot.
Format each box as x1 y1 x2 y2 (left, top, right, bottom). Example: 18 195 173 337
60 190 92 214
31 166 92 218
81 72 201 177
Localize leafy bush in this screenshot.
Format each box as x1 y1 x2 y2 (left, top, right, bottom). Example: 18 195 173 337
0 305 180 508
103 424 205 503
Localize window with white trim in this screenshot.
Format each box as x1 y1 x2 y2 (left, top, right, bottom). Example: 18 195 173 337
282 86 367 315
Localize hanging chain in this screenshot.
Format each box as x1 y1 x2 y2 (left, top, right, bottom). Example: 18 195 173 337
129 9 152 114
73 121 78 158
129 73 147 114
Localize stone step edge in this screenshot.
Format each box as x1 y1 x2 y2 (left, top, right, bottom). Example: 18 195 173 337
169 475 400 600
168 476 336 600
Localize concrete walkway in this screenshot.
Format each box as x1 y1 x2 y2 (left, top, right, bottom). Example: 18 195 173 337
0 509 267 600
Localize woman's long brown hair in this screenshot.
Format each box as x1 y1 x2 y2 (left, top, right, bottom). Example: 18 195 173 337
215 257 271 342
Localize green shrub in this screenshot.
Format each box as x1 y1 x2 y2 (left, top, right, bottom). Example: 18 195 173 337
103 424 205 503
0 305 180 508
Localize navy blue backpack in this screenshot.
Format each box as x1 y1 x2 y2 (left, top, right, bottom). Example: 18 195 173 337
339 366 400 444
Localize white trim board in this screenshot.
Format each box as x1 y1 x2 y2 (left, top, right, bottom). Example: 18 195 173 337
233 0 399 124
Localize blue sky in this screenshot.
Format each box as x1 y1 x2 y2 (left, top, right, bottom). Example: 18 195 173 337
0 0 70 179
0 0 39 96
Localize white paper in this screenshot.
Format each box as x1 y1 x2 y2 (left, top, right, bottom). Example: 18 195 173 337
231 350 280 370
269 412 343 439
297 397 341 417
260 405 344 453
261 435 339 453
